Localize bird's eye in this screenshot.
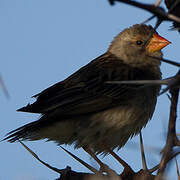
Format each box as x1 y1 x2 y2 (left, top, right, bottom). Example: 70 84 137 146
136 40 143 46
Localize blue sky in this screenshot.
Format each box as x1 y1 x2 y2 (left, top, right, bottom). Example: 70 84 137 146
1 0 180 179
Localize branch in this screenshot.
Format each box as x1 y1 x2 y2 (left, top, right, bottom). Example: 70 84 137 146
114 0 180 22
109 0 180 31
139 132 148 170
156 70 180 178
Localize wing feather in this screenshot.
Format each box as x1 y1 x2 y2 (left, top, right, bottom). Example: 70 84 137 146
18 53 157 115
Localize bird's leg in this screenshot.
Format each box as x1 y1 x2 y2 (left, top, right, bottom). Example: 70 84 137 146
101 143 134 173
82 146 106 172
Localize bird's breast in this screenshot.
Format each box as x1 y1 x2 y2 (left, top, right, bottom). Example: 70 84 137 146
90 85 159 132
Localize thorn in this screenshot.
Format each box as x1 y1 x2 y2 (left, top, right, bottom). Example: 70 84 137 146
139 132 148 170
175 158 180 180
18 140 63 174
59 146 98 174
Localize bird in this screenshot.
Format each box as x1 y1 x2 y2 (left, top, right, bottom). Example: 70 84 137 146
5 24 170 166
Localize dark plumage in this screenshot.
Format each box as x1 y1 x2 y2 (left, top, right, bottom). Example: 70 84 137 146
5 24 170 154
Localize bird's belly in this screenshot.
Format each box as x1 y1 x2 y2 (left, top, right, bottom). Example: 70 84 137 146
75 105 152 151
37 100 155 153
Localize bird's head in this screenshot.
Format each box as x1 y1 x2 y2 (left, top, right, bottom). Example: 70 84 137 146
108 24 171 67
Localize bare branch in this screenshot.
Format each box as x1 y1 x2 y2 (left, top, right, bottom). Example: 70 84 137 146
106 79 169 85
113 0 180 23
175 158 180 179
149 151 180 173
101 143 134 175
139 132 148 170
148 56 180 68
60 146 98 174
156 70 180 178
19 140 63 174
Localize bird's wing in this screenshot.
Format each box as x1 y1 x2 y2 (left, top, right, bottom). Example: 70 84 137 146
18 53 153 115
5 53 160 143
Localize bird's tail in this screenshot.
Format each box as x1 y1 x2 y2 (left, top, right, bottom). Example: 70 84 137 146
3 114 54 143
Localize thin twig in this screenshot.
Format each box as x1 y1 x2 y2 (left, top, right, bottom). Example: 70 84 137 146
167 0 180 13
140 132 148 170
18 140 63 174
149 151 180 173
175 158 180 180
102 143 134 174
149 164 159 173
113 0 180 23
60 146 98 174
148 56 180 68
106 79 169 85
156 70 180 178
